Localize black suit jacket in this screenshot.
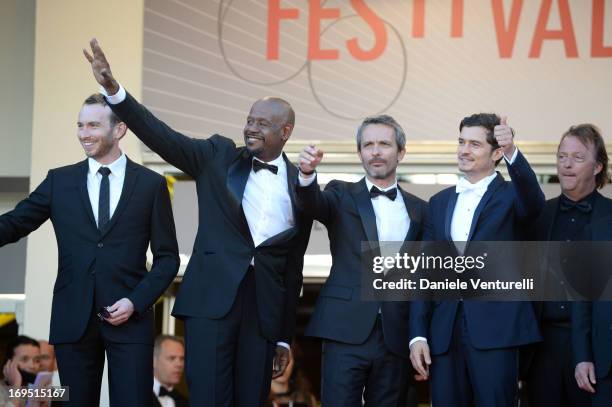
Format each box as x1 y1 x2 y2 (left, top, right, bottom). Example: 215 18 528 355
297 178 427 358
571 196 612 379
520 192 612 377
0 158 180 344
108 92 312 343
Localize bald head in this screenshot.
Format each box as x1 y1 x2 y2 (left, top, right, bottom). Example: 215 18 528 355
256 97 295 128
244 97 295 161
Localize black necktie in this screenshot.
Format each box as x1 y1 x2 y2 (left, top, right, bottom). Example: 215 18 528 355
370 186 397 201
98 167 111 230
252 159 278 174
560 198 592 213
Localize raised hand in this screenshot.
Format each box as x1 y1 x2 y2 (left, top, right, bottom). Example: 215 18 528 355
83 38 120 95
298 144 324 175
494 116 516 158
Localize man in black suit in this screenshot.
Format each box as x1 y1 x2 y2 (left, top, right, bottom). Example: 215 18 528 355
551 124 612 407
84 39 312 406
153 335 188 407
522 124 611 406
297 115 427 406
0 94 180 406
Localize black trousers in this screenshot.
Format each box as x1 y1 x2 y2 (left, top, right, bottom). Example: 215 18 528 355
430 304 518 407
183 268 276 407
527 323 590 407
54 311 153 407
320 315 410 407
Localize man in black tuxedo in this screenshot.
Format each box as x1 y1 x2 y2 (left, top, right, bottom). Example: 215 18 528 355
551 124 612 407
153 335 188 407
297 115 427 406
84 39 312 406
522 124 611 406
0 94 180 406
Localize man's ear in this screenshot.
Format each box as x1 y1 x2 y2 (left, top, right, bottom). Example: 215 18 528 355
491 147 503 163
281 124 293 142
114 122 128 141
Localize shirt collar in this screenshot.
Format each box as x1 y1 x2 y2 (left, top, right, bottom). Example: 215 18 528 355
365 177 398 193
153 377 173 396
458 172 497 190
88 153 127 177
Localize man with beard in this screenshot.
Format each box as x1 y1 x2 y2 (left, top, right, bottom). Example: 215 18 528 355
522 124 611 406
84 39 312 406
0 94 180 406
297 115 427 406
409 114 544 406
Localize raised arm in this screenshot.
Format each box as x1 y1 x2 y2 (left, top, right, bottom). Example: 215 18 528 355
296 144 343 225
494 118 544 221
84 38 217 178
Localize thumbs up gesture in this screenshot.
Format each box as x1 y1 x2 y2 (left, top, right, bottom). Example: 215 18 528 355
494 116 516 158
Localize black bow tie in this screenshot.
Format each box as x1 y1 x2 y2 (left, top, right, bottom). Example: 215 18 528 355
370 186 397 201
252 159 278 174
560 198 592 213
158 386 173 397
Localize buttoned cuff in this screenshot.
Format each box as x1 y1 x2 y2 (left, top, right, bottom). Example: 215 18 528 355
99 83 126 104
409 337 427 347
504 147 518 165
298 171 316 186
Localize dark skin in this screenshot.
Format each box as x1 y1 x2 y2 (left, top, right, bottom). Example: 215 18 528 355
83 39 293 162
84 38 292 378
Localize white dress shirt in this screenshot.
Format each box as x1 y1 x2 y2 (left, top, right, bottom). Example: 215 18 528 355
87 153 127 227
243 156 294 247
153 377 176 407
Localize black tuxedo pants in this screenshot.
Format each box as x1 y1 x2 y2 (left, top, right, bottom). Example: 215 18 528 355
527 324 590 407
54 309 153 406
183 267 276 407
320 315 411 407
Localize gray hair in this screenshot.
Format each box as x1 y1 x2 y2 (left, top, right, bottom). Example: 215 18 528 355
153 335 184 357
356 115 406 151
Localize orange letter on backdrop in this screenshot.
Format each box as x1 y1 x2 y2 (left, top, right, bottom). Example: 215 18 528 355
412 0 425 38
529 0 578 58
592 0 612 57
347 0 388 60
451 0 464 37
267 0 299 60
308 0 340 60
492 0 523 58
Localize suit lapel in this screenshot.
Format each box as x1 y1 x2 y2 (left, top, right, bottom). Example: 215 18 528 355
76 159 97 230
466 173 504 242
226 149 252 207
590 191 612 221
543 198 559 240
100 157 139 238
225 149 254 243
400 187 421 242
284 153 299 223
351 179 379 243
444 191 458 241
